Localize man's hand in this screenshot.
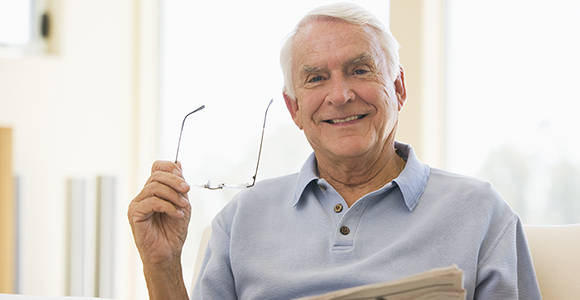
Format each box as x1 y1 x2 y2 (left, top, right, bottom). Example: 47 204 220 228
128 160 191 299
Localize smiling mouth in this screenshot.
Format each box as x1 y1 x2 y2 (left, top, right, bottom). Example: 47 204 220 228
325 115 366 124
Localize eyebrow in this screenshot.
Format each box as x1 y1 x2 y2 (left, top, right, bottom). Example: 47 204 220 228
345 52 374 66
299 52 375 75
300 65 324 75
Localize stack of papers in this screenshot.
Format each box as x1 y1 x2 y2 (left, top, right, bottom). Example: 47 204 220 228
295 265 465 300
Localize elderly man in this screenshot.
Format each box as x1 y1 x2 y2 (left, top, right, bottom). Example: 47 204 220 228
128 3 541 299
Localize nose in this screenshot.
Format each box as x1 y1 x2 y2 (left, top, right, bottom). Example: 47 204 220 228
326 73 354 106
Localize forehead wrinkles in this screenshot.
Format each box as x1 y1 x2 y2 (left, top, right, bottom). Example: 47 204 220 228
292 20 384 75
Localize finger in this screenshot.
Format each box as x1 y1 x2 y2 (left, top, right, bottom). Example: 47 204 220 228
172 162 190 196
133 195 186 220
145 169 190 196
152 160 185 180
148 161 190 194
138 180 189 209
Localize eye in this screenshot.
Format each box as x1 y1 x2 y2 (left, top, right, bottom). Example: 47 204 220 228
354 69 368 75
308 75 323 83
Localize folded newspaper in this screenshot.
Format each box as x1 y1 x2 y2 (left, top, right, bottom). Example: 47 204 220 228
295 265 465 300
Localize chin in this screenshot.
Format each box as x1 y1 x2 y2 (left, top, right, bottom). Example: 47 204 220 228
327 143 375 159
310 135 381 160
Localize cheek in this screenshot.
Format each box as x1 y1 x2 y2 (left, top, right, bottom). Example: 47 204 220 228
296 91 324 121
291 99 314 130
380 83 399 110
373 87 400 129
360 83 397 112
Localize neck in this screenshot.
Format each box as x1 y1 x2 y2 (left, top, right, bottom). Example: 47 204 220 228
316 142 404 207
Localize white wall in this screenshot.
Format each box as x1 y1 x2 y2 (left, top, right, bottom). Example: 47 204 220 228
0 0 140 298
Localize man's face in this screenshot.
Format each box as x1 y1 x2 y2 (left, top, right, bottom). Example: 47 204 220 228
284 19 406 161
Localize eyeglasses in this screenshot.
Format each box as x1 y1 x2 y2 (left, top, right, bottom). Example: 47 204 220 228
174 99 273 190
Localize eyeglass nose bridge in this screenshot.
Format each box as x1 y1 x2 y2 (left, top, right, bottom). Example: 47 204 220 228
194 180 252 190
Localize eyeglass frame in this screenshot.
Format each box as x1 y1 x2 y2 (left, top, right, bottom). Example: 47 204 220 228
174 99 273 190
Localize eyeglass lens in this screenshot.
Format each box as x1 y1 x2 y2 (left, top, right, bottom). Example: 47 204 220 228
174 99 273 189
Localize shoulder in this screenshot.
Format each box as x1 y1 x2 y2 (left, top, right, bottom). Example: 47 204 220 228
421 168 525 259
429 167 492 188
426 167 504 204
422 167 517 228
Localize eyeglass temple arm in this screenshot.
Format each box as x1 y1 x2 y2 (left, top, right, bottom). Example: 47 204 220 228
175 105 205 163
248 99 273 187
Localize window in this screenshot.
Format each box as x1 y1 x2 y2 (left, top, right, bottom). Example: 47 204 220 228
446 0 580 224
0 0 31 45
0 0 49 56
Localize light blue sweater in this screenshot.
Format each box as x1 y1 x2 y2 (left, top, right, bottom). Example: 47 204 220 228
192 142 541 299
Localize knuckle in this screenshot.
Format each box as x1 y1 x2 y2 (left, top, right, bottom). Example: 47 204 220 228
140 182 157 195
151 198 174 213
151 160 175 173
151 160 167 170
150 170 166 180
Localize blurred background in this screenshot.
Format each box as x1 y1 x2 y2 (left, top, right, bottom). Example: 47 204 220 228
0 0 579 299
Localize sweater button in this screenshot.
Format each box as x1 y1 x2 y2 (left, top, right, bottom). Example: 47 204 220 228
340 226 350 235
334 204 343 213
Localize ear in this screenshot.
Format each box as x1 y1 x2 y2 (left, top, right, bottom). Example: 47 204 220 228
283 92 303 130
394 65 407 111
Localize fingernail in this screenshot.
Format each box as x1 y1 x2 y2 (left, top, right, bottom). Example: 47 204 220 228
181 195 189 206
173 168 182 177
181 181 190 190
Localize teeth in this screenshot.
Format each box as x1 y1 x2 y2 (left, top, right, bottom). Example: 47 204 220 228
328 115 363 124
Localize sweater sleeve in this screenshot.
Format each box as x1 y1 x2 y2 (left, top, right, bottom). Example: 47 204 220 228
474 216 541 299
191 216 237 300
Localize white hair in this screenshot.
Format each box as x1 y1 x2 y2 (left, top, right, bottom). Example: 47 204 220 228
280 2 401 100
